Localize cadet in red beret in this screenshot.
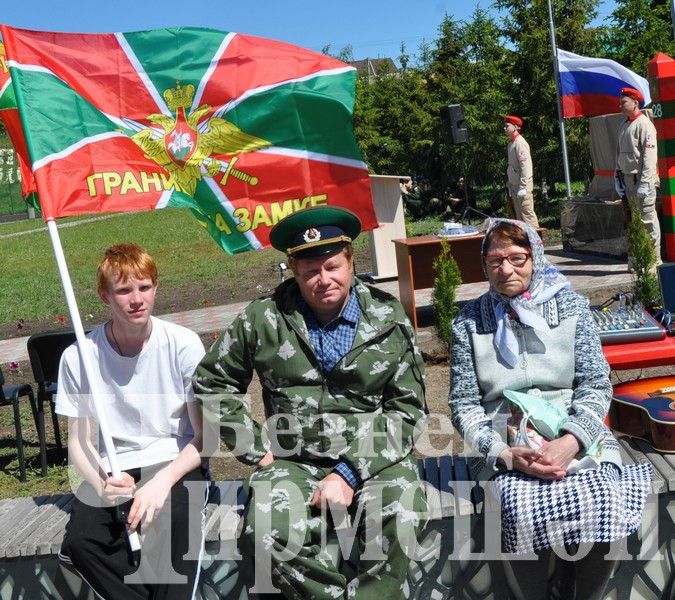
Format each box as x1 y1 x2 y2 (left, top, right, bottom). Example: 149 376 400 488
504 114 524 128
503 115 539 228
620 87 645 105
615 87 660 268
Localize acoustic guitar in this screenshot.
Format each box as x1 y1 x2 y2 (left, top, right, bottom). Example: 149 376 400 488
610 375 675 453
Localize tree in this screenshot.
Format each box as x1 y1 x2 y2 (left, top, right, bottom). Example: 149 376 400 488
321 43 355 63
435 9 513 189
494 0 606 186
603 0 675 73
353 62 436 178
433 241 462 347
342 1 663 210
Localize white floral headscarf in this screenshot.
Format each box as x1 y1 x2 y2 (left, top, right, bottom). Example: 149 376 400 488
482 218 570 367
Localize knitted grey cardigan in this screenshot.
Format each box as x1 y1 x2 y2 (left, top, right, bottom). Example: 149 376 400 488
449 287 622 481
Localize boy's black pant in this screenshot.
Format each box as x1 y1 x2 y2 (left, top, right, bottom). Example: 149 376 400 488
60 464 207 600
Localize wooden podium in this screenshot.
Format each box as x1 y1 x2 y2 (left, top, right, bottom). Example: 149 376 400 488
367 175 407 280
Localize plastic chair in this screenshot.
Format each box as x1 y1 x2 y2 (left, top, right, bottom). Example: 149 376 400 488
0 365 37 482
26 330 79 476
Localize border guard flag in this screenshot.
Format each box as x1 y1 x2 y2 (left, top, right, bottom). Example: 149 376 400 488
1 26 377 254
0 41 37 198
557 49 651 118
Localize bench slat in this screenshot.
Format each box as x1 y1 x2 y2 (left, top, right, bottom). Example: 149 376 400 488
437 455 455 518
451 454 476 516
618 437 667 494
1 497 53 558
422 457 442 520
661 450 675 472
0 496 65 558
203 481 245 544
631 439 675 492
23 494 75 557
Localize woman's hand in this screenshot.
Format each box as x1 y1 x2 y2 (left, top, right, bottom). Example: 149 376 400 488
126 469 173 533
536 434 581 471
499 447 566 480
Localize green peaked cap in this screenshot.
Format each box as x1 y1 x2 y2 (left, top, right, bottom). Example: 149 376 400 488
269 205 362 258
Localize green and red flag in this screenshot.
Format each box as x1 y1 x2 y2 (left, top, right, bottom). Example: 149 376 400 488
0 41 37 199
1 26 376 253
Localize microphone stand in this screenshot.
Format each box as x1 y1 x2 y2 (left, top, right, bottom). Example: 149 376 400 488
459 205 490 226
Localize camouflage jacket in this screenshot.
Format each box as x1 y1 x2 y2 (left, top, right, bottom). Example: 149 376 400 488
193 277 426 482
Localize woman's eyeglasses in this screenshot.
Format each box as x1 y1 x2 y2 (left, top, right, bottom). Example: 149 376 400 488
484 252 530 269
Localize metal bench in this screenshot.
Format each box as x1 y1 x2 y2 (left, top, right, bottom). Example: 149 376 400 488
1 446 673 599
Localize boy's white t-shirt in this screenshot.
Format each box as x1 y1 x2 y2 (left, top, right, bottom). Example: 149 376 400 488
56 317 205 472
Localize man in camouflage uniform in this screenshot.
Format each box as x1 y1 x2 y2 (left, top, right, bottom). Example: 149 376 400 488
504 115 539 228
194 206 428 599
615 86 661 266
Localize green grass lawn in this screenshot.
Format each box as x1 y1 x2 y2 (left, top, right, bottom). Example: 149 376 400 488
0 208 295 326
0 186 567 327
0 398 70 498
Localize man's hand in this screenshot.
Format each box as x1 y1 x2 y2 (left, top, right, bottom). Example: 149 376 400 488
309 473 354 509
499 447 566 480
257 451 275 469
636 184 648 199
100 472 136 504
535 434 581 471
516 188 527 198
126 469 173 533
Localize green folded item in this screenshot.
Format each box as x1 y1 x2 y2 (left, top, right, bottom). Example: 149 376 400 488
503 389 566 440
503 389 603 473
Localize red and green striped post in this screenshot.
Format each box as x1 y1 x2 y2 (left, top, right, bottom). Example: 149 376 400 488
648 52 675 260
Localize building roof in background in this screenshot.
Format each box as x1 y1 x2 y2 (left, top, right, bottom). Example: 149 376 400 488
350 58 398 77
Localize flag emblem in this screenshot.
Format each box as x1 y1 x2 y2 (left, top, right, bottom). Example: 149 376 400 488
130 81 270 196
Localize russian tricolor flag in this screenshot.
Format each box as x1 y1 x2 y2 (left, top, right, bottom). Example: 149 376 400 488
557 49 651 118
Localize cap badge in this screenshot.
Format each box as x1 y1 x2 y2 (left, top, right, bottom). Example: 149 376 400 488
303 228 321 243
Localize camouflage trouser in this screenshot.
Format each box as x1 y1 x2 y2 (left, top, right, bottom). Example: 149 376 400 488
241 456 428 600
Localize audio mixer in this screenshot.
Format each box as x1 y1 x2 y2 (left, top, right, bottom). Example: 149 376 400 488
591 304 666 345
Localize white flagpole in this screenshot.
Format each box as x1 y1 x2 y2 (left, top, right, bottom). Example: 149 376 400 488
547 0 573 202
46 218 141 552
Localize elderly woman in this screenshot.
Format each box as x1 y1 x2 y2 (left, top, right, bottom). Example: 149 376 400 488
449 218 651 600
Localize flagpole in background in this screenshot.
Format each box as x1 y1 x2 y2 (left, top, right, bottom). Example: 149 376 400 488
45 218 141 553
547 0 573 202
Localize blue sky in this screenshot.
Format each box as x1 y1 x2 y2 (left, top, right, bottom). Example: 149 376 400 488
2 0 616 64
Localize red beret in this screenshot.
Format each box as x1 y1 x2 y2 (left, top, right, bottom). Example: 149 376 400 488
620 87 644 104
504 115 523 127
